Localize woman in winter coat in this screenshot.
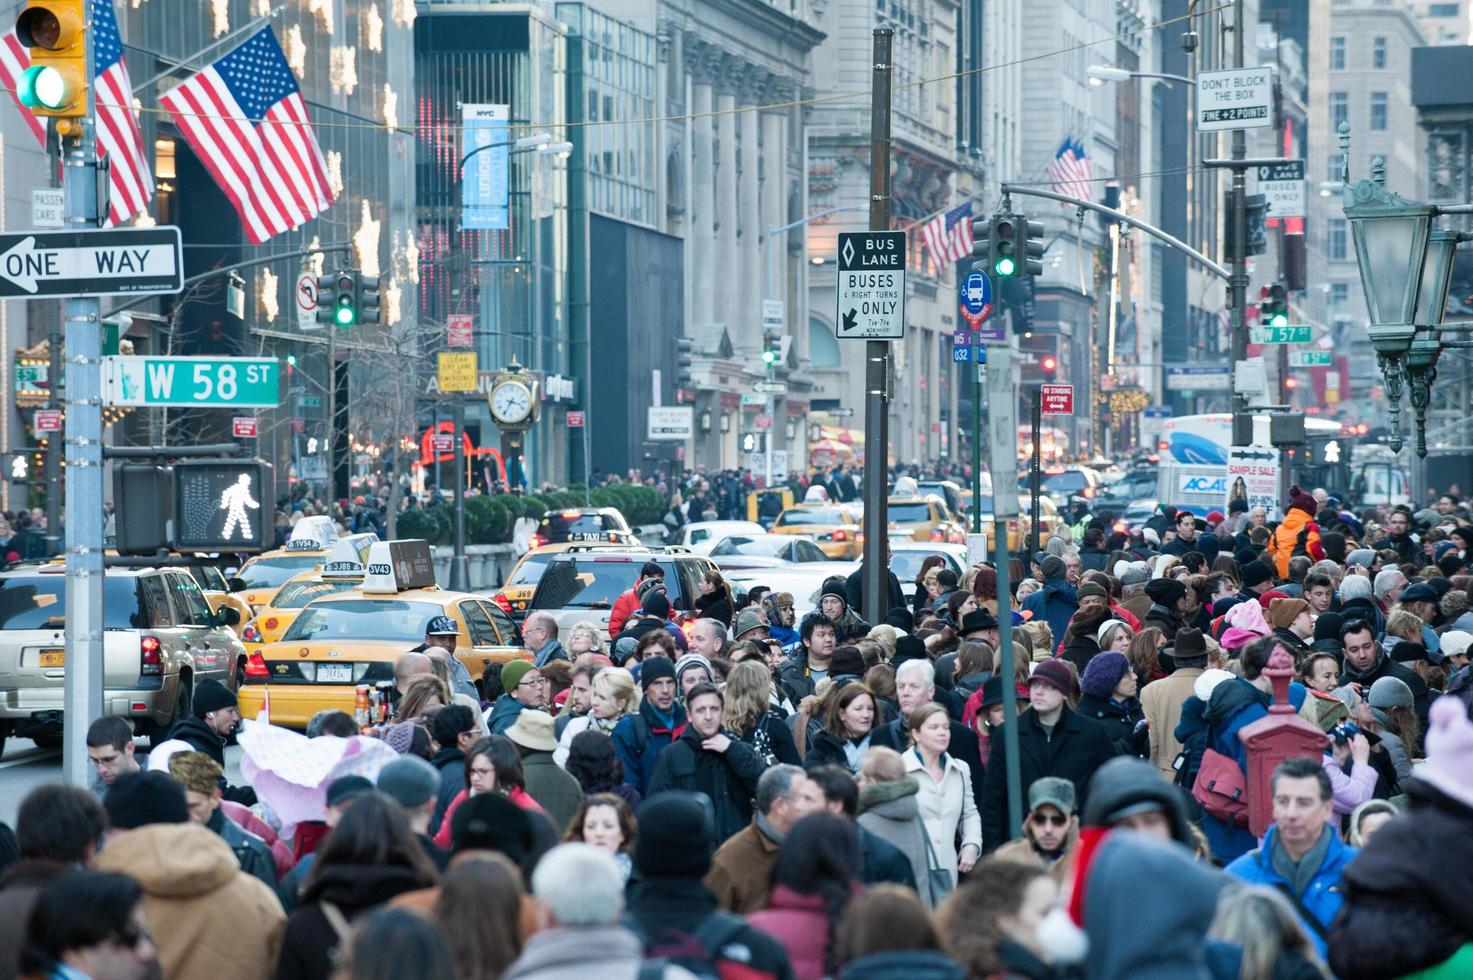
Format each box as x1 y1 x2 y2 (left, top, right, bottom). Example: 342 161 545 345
1075 652 1149 757
835 885 965 980
434 736 547 850
554 667 639 767
723 660 801 766
1269 486 1326 579
747 813 862 980
694 569 735 626
276 795 438 980
803 682 877 773
902 704 981 886
857 747 936 907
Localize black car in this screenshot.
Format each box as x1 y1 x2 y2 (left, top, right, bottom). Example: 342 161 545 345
534 508 636 546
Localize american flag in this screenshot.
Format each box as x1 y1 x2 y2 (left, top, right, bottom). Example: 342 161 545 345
159 27 334 244
0 1 154 225
1046 137 1093 203
919 202 974 267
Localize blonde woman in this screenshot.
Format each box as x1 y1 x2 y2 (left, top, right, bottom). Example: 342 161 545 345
566 620 606 658
554 667 638 767
723 659 801 766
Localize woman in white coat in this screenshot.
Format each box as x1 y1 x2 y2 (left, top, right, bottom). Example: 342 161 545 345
902 701 982 887
554 666 639 767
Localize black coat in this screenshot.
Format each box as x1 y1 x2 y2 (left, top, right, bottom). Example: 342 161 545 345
1341 652 1431 729
872 715 984 813
695 592 733 626
1060 636 1100 676
737 711 801 767
167 715 257 806
1073 694 1148 758
276 863 433 980
646 726 766 843
845 566 906 621
803 729 864 772
1144 603 1187 643
981 705 1118 851
1329 779 1473 979
428 746 464 837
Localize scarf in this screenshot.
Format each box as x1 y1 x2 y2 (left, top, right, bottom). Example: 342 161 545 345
1341 649 1389 685
1270 824 1333 898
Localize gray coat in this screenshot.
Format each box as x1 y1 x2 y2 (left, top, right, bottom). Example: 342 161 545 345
857 777 934 907
502 924 696 980
521 750 586 835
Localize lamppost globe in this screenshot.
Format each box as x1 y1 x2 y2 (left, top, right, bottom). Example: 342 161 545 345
1086 65 1132 85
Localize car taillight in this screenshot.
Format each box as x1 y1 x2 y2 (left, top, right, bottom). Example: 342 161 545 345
244 652 270 679
831 529 849 542
1082 487 1095 498
929 528 945 541
529 535 544 549
264 617 279 631
241 623 262 644
140 636 162 675
490 592 514 615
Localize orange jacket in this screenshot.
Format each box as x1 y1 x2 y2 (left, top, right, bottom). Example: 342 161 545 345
1269 508 1324 579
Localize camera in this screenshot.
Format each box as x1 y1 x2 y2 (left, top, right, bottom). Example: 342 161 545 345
1331 722 1359 745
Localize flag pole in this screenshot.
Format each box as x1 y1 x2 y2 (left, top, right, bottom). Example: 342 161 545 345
130 6 286 92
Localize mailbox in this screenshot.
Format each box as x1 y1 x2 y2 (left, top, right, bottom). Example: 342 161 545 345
1239 645 1329 838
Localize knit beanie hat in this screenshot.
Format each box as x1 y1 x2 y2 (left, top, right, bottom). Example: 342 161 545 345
1224 599 1270 636
1117 563 1150 587
104 772 190 829
1288 485 1317 517
635 793 714 878
1076 582 1110 602
500 659 535 693
1080 652 1131 700
1193 668 1235 702
1417 696 1473 810
643 591 671 620
1145 578 1186 606
192 678 237 718
1368 676 1414 711
830 646 867 680
383 720 420 755
1345 548 1376 568
820 578 848 602
1240 560 1274 588
1313 612 1344 644
451 793 534 860
1029 659 1073 696
674 653 714 686
885 607 915 632
1268 598 1310 631
1041 555 1067 581
640 654 677 690
1439 630 1473 662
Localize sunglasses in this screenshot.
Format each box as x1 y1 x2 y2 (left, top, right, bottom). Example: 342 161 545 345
1030 812 1069 827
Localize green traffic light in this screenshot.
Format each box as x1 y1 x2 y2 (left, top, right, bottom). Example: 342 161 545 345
1270 313 1289 327
18 65 67 110
994 256 1016 276
286 354 297 366
762 350 777 364
335 305 355 326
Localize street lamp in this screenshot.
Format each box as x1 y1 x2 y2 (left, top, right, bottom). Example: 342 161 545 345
1086 65 1194 87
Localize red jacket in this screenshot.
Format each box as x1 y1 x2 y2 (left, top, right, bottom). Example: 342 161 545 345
608 588 641 637
747 886 832 980
433 786 544 850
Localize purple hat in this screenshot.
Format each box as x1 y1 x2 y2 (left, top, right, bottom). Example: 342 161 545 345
1080 652 1132 700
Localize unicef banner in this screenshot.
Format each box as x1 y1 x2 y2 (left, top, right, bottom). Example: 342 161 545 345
461 104 510 231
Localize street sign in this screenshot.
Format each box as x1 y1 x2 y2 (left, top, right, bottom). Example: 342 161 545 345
1227 445 1281 518
448 314 474 348
740 393 764 408
31 189 63 229
1256 159 1306 219
835 231 906 339
648 406 693 440
102 356 282 407
1289 350 1333 367
0 226 183 298
1165 365 1232 391
986 345 1019 517
753 380 787 395
1140 406 1171 447
35 409 61 432
173 459 274 552
232 416 258 438
952 345 971 364
299 395 322 408
762 299 784 331
754 414 773 430
431 434 454 452
437 351 479 392
566 410 585 428
747 450 787 474
959 270 992 329
291 418 306 434
1039 384 1074 416
1251 324 1313 344
295 273 318 330
1196 66 1275 132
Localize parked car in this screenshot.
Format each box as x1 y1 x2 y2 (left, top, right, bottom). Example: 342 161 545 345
678 520 768 555
525 546 718 639
533 508 637 547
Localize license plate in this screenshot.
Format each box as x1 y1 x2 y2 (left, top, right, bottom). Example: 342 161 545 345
317 664 352 683
39 649 63 668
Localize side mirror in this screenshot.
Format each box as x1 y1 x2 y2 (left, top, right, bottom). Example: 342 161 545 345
216 606 241 628
227 577 247 593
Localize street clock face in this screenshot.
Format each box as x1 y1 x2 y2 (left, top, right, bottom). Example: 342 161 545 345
490 380 533 425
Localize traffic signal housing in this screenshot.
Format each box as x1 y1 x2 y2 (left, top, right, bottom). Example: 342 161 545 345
357 273 381 325
315 272 341 326
15 0 87 124
1266 282 1289 327
992 213 1018 277
173 459 274 553
1021 218 1045 276
761 329 780 366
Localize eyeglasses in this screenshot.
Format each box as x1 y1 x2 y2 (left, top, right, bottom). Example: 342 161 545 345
517 676 547 688
1030 812 1069 827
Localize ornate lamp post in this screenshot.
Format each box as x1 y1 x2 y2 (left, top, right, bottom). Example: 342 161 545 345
1407 228 1460 456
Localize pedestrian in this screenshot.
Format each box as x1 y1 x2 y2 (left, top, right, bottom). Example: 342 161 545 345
433 735 552 851
818 577 871 641
1355 676 1420 787
611 655 688 797
407 616 481 700
398 674 451 723
1140 626 1209 778
871 660 985 813
904 703 982 886
376 756 451 870
992 777 1080 887
485 660 546 735
747 813 862 980
522 612 570 668
166 677 255 805
18 871 158 980
778 614 838 704
802 681 877 773
555 666 638 766
1269 597 1316 658
1021 556 1078 645
337 907 455 980
85 716 144 798
1206 885 1330 980
647 682 765 843
277 793 440 980
432 855 525 980
696 569 735 626
707 765 825 913
609 563 666 637
1143 577 1190 642
937 858 1059 980
834 885 964 980
1081 755 1199 849
723 659 801 766
1269 486 1325 578
1075 652 1147 757
428 704 478 837
506 710 584 834
167 750 279 889
563 793 638 883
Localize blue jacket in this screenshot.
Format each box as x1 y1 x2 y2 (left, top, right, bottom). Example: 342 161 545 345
1199 677 1307 863
611 698 688 796
1226 825 1358 960
484 694 525 735
1021 578 1078 646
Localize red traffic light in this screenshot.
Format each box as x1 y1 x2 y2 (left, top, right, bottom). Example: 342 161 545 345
1042 356 1057 372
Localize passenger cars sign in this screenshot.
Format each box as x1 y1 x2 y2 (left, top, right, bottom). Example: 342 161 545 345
835 231 906 339
1196 67 1275 132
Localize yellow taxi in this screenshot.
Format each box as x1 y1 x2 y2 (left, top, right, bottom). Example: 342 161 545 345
238 537 379 651
491 540 643 621
771 503 864 560
237 539 526 729
886 495 966 544
746 487 794 528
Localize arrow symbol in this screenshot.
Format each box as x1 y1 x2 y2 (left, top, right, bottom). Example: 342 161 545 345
0 237 38 293
842 308 858 332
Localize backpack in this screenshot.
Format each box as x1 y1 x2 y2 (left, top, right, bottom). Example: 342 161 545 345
630 910 761 980
1191 745 1250 827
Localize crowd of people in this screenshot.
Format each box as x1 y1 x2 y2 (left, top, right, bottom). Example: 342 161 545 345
4 485 1473 979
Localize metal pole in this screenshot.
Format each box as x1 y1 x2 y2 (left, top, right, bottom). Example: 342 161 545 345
971 348 981 535
1030 390 1042 555
449 393 469 591
1229 0 1249 426
44 330 62 556
985 342 1024 841
861 28 894 622
63 0 105 788
326 317 337 501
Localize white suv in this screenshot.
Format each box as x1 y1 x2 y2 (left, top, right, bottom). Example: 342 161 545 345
0 565 245 755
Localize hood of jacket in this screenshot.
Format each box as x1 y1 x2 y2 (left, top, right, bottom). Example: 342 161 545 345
1080 758 1194 846
1040 578 1078 602
840 950 965 980
97 823 240 899
301 861 431 913
858 776 921 818
1084 832 1223 980
504 925 644 979
168 715 224 753
1202 676 1266 728
486 694 525 728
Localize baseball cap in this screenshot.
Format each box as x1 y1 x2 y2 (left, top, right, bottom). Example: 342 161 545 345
425 616 460 636
1028 776 1077 816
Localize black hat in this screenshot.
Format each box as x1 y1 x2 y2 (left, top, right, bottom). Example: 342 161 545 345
192 678 237 718
635 793 714 878
961 609 999 634
1313 612 1344 644
104 772 189 830
425 615 459 636
891 635 927 667
450 793 535 861
643 592 671 620
1400 582 1440 605
325 775 374 808
1241 560 1274 589
979 674 1007 709
1390 641 1434 665
830 646 866 680
1041 555 1066 581
1174 627 1207 661
1145 578 1187 606
884 607 915 632
820 578 848 603
1234 547 1261 567
640 654 677 690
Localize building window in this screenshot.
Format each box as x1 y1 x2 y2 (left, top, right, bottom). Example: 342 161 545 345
1370 92 1388 131
1429 3 1458 14
1330 91 1348 130
1330 283 1349 307
1373 37 1387 69
1330 37 1345 70
1329 219 1348 261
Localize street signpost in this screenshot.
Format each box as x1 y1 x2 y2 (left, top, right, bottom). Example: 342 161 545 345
753 380 787 395
447 314 474 348
1040 384 1074 416
295 273 318 330
959 269 996 337
1288 350 1332 367
566 410 585 428
835 231 906 339
102 356 283 407
1256 159 1306 218
952 330 971 363
437 351 478 392
1250 324 1313 344
31 189 63 229
647 406 694 440
1196 66 1275 132
754 414 773 430
762 299 784 332
1166 365 1233 391
0 227 183 298
232 417 258 438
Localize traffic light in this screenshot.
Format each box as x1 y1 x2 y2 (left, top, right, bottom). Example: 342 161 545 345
761 329 780 366
15 1 87 124
331 271 356 326
1041 355 1057 375
114 464 171 555
357 273 381 325
676 337 694 387
173 459 274 552
992 213 1018 277
1266 282 1289 327
1021 218 1045 277
315 272 341 326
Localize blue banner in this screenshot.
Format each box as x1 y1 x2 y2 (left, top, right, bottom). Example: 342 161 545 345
462 104 510 231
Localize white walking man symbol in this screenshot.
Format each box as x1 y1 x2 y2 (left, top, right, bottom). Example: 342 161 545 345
218 474 260 541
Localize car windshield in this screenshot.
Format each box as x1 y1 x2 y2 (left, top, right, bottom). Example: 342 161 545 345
507 553 554 587
889 551 958 582
282 599 444 641
539 513 625 542
0 576 148 630
240 556 323 589
1041 472 1089 493
888 502 934 523
710 537 786 557
531 558 657 610
272 580 359 609
776 508 847 527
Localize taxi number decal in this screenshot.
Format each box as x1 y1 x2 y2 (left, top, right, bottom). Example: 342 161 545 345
367 563 392 575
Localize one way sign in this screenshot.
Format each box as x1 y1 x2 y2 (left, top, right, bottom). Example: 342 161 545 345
0 227 184 299
835 231 906 340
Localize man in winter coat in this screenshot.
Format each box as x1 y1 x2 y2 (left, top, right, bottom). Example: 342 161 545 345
1227 757 1357 960
1081 755 1199 849
1162 509 1219 563
776 613 837 705
1382 509 1422 566
612 656 688 796
817 578 870 641
609 562 665 637
1268 486 1326 579
1141 627 1209 778
96 772 284 980
1021 555 1079 646
844 544 906 620
507 710 585 834
646 684 765 843
993 776 1079 886
1143 577 1190 643
706 765 825 913
806 764 916 890
1340 618 1429 727
981 659 1117 852
626 796 794 980
167 750 278 890
165 678 256 806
